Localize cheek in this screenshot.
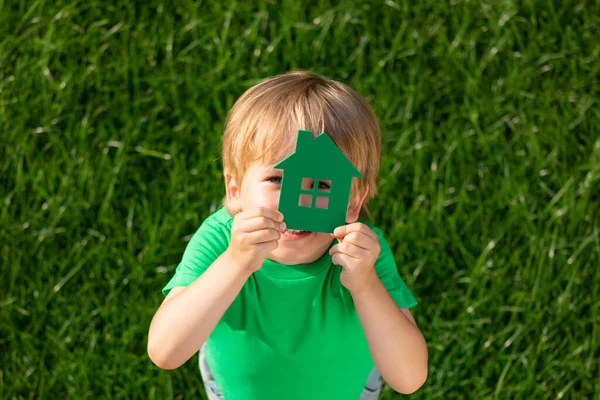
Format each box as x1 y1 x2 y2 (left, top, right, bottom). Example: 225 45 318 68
312 232 334 247
241 184 279 210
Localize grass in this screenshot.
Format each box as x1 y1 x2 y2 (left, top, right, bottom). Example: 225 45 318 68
1 0 599 398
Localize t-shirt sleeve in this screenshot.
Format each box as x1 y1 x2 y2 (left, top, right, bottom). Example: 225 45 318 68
372 227 417 308
162 217 230 296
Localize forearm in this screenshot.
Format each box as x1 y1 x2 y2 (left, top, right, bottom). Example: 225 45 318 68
351 276 428 394
148 249 252 369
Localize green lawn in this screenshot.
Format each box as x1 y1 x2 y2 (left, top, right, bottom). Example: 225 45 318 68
1 0 599 398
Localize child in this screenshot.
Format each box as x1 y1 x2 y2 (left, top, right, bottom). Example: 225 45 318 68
148 71 428 400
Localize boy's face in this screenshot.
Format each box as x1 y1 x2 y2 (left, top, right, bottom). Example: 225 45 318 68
225 162 366 265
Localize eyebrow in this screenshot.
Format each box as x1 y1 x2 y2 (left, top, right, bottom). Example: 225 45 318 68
259 166 282 175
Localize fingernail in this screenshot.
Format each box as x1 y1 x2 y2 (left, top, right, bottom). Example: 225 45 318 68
279 222 286 231
333 227 342 235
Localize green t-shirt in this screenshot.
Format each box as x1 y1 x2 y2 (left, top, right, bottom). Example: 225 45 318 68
163 208 417 400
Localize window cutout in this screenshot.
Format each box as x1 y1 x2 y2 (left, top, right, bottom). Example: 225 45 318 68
301 178 314 191
299 194 312 207
315 196 329 209
318 180 332 193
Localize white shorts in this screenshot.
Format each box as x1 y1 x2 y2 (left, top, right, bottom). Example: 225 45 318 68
199 343 382 400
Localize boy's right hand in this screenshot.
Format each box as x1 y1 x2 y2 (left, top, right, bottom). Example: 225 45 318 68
228 207 286 272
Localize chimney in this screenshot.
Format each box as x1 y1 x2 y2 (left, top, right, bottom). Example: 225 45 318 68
297 129 313 151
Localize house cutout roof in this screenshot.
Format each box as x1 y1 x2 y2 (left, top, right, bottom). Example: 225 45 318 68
273 130 363 178
273 130 363 233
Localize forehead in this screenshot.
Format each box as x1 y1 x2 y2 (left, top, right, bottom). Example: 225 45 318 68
247 162 278 175
252 131 297 167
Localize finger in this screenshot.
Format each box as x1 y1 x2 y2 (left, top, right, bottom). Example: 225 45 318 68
331 253 355 268
333 223 377 240
329 243 340 255
241 216 286 233
243 207 284 222
242 228 281 245
255 240 279 254
342 232 378 251
329 242 368 259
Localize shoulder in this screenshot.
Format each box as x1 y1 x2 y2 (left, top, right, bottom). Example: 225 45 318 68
357 218 387 245
199 208 234 233
357 219 397 267
185 208 233 251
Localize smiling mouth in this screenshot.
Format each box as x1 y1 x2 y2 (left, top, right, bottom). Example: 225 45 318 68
284 229 308 235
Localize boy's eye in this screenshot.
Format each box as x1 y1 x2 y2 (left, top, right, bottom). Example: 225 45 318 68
301 179 332 191
317 181 331 190
267 176 282 184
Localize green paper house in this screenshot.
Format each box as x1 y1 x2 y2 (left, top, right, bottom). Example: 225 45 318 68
274 130 363 233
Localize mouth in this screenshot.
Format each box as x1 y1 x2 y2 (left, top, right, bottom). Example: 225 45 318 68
285 229 307 234
280 229 311 241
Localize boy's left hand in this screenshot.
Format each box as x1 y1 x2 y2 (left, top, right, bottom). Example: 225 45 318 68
329 223 380 293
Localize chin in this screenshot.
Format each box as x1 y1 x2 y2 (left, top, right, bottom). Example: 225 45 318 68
270 232 332 265
270 248 311 265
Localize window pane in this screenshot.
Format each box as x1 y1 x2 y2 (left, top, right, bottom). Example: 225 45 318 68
318 180 332 193
301 178 314 191
299 194 312 207
315 196 329 209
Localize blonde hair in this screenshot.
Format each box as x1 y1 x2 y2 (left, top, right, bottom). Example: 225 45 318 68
221 70 381 220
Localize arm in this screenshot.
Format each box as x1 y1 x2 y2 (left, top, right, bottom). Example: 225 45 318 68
329 223 428 394
148 249 252 370
350 277 428 394
147 207 285 370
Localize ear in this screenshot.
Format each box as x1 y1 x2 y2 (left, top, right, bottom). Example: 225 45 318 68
224 173 242 213
345 186 369 224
